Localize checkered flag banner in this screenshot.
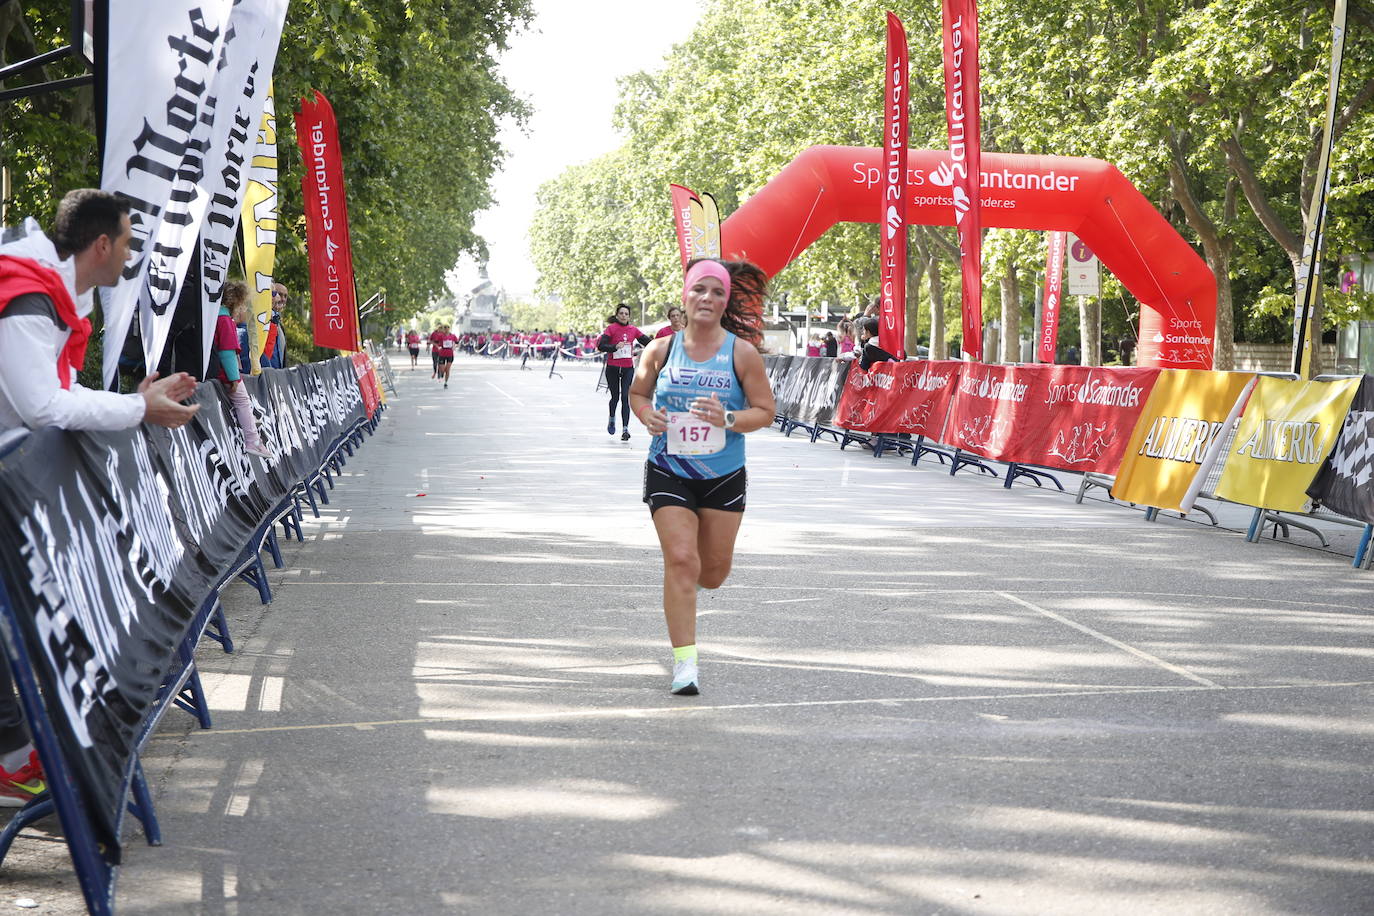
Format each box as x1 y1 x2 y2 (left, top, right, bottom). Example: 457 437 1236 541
1307 376 1374 523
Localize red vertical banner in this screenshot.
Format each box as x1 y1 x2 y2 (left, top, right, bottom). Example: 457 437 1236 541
296 90 360 351
941 0 983 361
879 12 909 359
1038 230 1066 363
670 183 697 272
351 353 380 419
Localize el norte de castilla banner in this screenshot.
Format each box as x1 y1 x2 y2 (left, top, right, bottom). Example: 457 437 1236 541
0 358 373 856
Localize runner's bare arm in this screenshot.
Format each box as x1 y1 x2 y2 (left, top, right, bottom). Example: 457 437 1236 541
630 337 669 433
729 342 776 433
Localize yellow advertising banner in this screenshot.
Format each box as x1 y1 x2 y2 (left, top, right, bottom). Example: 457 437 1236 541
1112 369 1256 510
242 85 278 374
1214 376 1360 511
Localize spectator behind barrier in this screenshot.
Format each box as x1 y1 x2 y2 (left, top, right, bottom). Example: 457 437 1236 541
0 187 200 807
837 316 897 371
0 189 199 434
260 282 288 369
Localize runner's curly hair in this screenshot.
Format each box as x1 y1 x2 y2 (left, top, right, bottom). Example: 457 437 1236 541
686 257 767 349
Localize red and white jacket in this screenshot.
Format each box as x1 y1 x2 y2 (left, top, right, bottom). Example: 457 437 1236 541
0 221 144 433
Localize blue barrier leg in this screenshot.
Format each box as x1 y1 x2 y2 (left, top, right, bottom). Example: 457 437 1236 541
172 642 213 729
237 554 272 605
300 483 320 518
265 527 283 569
1354 524 1372 569
280 504 303 542
203 601 234 653
126 759 162 847
0 796 55 864
314 475 330 505
1245 507 1264 542
1145 506 1159 522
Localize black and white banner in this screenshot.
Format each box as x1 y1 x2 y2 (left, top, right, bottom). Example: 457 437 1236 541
767 356 851 428
0 358 366 855
99 0 287 384
1307 375 1374 523
197 0 289 377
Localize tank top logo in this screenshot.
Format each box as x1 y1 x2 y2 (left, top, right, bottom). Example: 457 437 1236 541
667 367 732 390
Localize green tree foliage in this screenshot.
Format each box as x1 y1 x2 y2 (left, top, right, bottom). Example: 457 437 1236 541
1 1 531 363
530 0 1374 369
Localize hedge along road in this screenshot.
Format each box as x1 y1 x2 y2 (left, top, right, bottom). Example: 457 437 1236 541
10 352 1373 915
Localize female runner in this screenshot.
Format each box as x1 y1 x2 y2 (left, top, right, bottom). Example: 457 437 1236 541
629 258 775 695
598 304 651 440
655 305 686 338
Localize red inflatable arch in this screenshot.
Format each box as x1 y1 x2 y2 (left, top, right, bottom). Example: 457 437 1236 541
720 146 1215 368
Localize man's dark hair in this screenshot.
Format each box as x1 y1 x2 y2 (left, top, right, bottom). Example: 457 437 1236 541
856 316 880 338
51 189 130 257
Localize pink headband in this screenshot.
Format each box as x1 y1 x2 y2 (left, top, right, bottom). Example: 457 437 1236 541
683 260 731 304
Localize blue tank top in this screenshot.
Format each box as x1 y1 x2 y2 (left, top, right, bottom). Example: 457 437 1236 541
648 331 747 478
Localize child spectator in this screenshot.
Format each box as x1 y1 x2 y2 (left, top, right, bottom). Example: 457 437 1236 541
214 282 270 457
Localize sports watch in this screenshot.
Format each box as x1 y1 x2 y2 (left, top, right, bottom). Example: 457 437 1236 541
723 410 737 429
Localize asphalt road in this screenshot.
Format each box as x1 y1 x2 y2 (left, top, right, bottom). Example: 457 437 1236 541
6 352 1373 915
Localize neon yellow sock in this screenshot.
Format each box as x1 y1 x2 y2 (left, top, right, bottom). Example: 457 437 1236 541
672 644 697 663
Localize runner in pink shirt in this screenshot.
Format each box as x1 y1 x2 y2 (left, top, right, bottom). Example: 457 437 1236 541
597 304 651 440
655 305 686 339
433 324 458 388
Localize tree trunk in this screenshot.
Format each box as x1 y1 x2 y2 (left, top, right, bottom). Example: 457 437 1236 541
1000 260 1021 363
927 253 947 360
1079 298 1101 366
905 261 922 359
1167 156 1236 370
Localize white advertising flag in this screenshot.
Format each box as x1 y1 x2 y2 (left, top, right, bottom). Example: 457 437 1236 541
197 0 288 378
99 1 235 386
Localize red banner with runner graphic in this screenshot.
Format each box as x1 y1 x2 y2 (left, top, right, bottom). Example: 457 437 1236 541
879 12 909 359
296 90 359 351
836 360 964 435
942 364 1161 472
1029 366 1161 472
941 364 1038 458
1038 231 1066 363
941 0 983 360
350 353 380 419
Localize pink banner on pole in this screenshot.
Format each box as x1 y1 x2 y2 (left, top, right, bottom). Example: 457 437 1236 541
670 183 697 272
879 12 909 359
941 0 984 360
1039 230 1066 362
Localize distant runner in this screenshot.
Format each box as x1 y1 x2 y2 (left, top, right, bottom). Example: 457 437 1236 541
597 304 650 441
406 329 421 369
433 324 458 388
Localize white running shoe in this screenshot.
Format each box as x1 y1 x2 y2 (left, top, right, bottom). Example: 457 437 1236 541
671 658 699 695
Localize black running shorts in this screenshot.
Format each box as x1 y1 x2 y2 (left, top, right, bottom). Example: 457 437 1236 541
437 355 454 364
643 462 747 514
